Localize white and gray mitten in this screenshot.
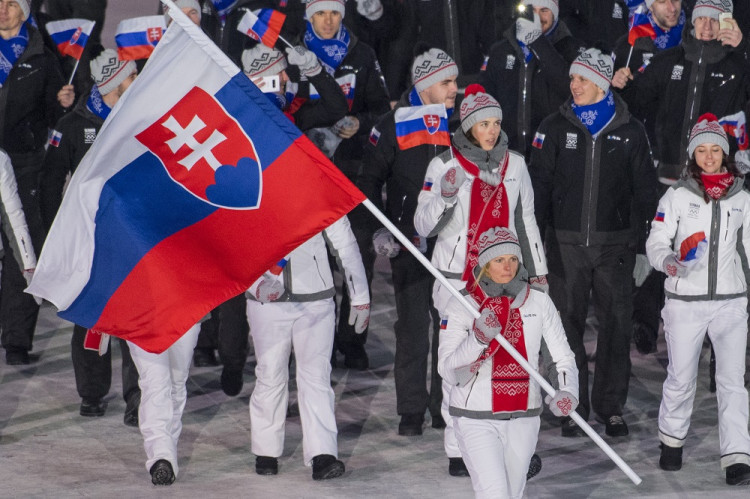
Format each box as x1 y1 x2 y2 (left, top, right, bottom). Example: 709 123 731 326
548 390 578 417
285 46 322 77
355 0 383 20
440 167 467 204
516 14 542 45
473 308 501 345
373 228 400 258
254 273 285 303
349 303 371 334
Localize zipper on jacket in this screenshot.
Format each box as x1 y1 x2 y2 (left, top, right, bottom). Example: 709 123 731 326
708 199 720 299
465 365 480 405
684 45 705 161
398 195 407 223
585 139 597 246
521 63 530 153
535 242 542 263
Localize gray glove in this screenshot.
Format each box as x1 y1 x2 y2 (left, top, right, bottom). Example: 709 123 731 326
548 390 578 417
373 228 400 258
285 46 322 77
254 274 285 303
441 167 467 204
355 0 383 20
473 308 501 345
662 255 687 278
349 303 371 334
633 254 652 287
515 14 542 46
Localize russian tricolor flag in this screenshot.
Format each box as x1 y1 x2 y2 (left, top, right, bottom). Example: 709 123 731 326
395 104 450 150
654 211 664 222
440 318 448 330
628 5 656 45
719 111 749 151
45 18 95 60
49 129 63 148
28 8 365 354
679 232 707 263
237 9 286 48
115 16 167 61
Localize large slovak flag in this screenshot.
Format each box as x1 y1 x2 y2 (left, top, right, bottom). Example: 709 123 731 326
45 18 95 60
395 104 450 150
27 5 365 354
115 16 167 60
237 9 286 48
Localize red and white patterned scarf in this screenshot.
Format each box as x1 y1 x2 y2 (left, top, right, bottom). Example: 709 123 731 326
468 286 530 413
701 171 734 200
453 146 511 282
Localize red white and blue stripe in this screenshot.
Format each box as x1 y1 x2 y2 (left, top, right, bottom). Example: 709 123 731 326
394 104 450 150
719 111 749 151
28 11 364 354
628 5 656 46
115 16 166 61
654 211 665 222
237 9 286 48
679 232 707 263
45 18 95 60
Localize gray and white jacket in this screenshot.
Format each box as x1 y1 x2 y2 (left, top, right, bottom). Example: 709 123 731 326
646 174 750 301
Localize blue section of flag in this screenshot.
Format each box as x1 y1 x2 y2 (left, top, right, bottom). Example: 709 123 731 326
654 211 664 222
59 152 217 325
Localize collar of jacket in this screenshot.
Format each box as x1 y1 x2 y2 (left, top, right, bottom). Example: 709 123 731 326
75 88 105 125
681 19 729 64
474 264 530 303
452 127 509 172
504 18 573 55
676 171 746 199
560 91 631 137
14 26 44 67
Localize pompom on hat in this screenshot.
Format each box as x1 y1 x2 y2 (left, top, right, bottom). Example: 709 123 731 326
459 84 503 133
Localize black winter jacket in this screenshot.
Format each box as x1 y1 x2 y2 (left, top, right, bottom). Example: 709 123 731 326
0 27 66 160
39 95 102 231
619 20 750 180
530 93 659 251
358 88 455 238
479 21 584 158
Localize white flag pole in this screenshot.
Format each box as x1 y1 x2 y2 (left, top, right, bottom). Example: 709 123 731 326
66 21 95 85
361 199 642 486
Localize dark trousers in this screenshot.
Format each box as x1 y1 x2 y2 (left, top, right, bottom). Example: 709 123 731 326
45 0 107 45
0 231 39 353
334 205 375 356
547 241 635 420
390 250 442 416
632 269 665 340
71 325 139 402
196 294 249 369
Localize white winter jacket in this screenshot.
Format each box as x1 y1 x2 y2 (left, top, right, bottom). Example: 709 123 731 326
0 151 36 270
248 215 369 305
646 175 750 301
414 143 547 280
438 288 577 420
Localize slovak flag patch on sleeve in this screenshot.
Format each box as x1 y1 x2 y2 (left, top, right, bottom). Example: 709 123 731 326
532 132 545 149
423 177 434 191
369 127 381 146
654 211 665 222
440 318 448 330
49 130 63 147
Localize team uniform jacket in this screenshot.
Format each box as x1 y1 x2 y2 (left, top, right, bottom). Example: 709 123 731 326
40 92 101 231
530 92 659 251
619 19 750 179
646 175 750 301
0 27 66 159
358 88 454 239
414 136 547 280
0 151 37 271
479 21 584 157
438 288 577 420
248 215 368 305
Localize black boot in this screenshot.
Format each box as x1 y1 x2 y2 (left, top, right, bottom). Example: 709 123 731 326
255 456 278 475
709 344 717 393
448 457 470 477
527 454 542 480
150 459 175 485
398 413 424 436
123 391 140 427
726 463 750 485
311 454 345 480
80 398 107 417
659 443 682 471
220 366 244 396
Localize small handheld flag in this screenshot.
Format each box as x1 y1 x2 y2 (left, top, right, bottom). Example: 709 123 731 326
394 104 450 150
45 19 95 60
237 9 288 49
719 111 749 151
625 5 657 68
115 16 167 60
679 231 708 266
